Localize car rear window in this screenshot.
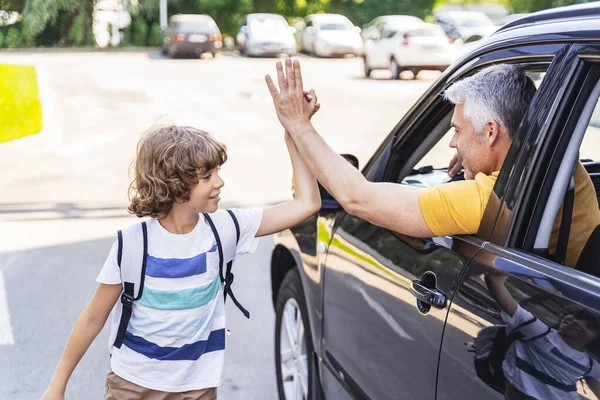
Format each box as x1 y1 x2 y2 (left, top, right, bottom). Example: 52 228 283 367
175 20 217 33
320 23 351 30
249 17 288 33
406 28 445 38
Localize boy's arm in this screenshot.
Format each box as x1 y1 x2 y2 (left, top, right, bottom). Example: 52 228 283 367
484 273 518 317
256 130 321 237
42 283 121 399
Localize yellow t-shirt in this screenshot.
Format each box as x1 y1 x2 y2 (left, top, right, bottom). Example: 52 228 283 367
418 163 600 268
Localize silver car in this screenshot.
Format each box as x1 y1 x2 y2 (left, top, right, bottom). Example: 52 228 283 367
236 13 296 57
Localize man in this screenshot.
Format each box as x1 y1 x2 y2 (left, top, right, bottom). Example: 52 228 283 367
265 59 599 268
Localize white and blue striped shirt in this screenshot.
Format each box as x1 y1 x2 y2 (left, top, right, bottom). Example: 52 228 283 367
97 209 262 392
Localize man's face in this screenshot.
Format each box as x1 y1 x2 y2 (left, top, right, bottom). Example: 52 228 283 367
559 314 599 346
449 104 491 180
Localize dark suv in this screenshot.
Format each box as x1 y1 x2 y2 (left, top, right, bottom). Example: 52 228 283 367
269 3 600 400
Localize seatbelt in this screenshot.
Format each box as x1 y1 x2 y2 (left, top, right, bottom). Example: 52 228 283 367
203 211 250 319
556 170 576 265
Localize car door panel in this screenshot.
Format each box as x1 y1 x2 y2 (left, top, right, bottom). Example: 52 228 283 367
321 210 484 400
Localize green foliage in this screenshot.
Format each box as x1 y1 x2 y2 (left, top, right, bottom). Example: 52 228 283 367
132 17 149 46
0 31 5 48
509 0 594 13
148 23 163 46
69 14 84 46
5 26 21 48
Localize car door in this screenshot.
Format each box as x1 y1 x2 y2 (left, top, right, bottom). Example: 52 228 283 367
371 26 398 68
302 19 316 53
437 44 600 400
318 79 491 400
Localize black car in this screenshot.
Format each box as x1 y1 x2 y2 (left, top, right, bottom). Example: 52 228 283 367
161 14 222 58
269 3 600 399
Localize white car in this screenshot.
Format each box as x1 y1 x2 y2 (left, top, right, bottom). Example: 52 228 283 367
300 14 363 57
434 10 498 42
363 22 456 79
236 13 296 57
361 15 424 42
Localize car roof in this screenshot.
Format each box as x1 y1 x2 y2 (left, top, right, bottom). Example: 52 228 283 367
496 1 600 33
378 15 424 24
455 1 600 58
170 14 214 22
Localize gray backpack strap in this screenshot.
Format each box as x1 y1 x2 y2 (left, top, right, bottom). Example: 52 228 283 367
113 221 148 349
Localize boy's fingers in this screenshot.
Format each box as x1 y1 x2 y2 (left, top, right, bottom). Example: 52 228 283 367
265 75 280 99
285 58 295 90
294 59 304 92
276 61 287 92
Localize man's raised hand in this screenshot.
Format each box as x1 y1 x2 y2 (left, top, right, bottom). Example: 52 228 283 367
265 59 319 132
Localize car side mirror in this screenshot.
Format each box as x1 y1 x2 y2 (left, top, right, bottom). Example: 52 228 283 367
289 26 296 35
240 25 248 34
319 154 359 212
355 26 361 33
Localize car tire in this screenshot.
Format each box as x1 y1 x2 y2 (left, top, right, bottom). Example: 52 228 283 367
390 57 401 80
275 268 314 400
161 45 168 56
363 55 372 78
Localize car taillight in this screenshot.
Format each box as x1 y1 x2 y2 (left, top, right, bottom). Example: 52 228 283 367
209 34 222 42
448 38 454 44
174 34 187 42
402 35 410 46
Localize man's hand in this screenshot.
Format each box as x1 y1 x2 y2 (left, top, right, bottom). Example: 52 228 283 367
266 59 318 133
448 153 463 177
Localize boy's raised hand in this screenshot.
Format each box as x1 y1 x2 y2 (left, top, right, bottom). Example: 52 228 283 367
266 59 319 132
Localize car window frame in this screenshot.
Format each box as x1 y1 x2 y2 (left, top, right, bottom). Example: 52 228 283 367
504 46 600 272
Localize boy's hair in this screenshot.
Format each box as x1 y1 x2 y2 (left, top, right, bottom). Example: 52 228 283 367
128 125 227 218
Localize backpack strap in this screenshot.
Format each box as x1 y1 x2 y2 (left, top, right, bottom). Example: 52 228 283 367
203 212 250 319
113 221 148 349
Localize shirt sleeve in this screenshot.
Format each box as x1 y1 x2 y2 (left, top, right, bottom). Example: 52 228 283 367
502 305 550 339
96 240 122 285
418 174 494 237
229 208 263 260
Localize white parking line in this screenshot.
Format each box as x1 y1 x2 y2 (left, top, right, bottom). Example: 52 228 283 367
0 270 15 345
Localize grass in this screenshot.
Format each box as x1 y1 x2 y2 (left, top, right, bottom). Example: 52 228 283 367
0 64 43 143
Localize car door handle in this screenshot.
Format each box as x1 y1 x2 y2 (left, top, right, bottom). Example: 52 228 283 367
409 280 447 309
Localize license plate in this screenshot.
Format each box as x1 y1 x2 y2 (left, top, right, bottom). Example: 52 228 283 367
188 34 207 43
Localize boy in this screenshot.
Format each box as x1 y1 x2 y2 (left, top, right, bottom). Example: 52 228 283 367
41 71 321 399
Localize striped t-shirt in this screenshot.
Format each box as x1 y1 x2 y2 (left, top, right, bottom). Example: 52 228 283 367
96 209 263 392
502 305 600 399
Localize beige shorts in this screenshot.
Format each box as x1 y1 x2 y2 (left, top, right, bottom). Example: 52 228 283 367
105 371 217 400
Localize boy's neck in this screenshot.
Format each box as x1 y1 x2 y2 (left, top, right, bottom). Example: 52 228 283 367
159 211 200 235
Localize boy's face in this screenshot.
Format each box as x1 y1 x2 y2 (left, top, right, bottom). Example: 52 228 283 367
559 314 599 345
187 167 224 213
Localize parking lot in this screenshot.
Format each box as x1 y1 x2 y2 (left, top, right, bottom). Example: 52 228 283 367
0 50 449 399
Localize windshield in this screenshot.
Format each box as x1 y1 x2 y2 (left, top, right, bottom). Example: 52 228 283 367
320 22 352 31
249 17 288 33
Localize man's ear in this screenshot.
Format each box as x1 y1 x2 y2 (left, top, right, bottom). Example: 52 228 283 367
486 120 502 147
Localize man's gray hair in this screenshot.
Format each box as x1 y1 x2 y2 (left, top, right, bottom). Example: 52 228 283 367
443 64 537 140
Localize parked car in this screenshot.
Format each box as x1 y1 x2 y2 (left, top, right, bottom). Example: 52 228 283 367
362 22 455 78
299 14 363 57
161 14 222 58
270 3 600 399
236 13 296 57
361 15 424 42
434 10 498 41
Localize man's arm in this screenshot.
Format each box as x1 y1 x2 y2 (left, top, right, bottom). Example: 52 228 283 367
265 58 434 238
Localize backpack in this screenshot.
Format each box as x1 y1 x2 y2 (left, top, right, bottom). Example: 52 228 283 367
112 210 250 350
473 317 543 393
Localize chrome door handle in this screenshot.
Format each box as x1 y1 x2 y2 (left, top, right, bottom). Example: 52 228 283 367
409 280 447 309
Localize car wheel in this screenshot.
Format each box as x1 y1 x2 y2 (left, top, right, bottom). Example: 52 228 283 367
161 45 168 56
390 57 401 80
275 269 314 400
363 55 372 78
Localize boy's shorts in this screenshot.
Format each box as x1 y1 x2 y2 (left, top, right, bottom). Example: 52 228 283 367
105 370 217 400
